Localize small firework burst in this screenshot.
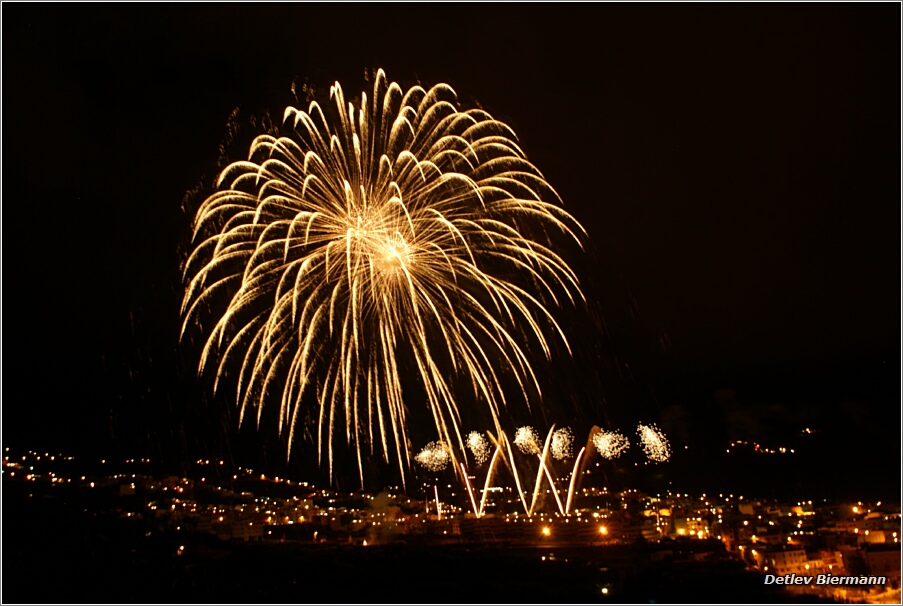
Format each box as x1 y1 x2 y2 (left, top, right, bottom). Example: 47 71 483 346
551 427 574 460
637 424 671 463
592 429 630 459
415 441 451 472
514 426 541 455
466 431 490 465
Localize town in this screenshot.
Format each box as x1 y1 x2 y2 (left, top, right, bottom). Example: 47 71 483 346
3 447 900 603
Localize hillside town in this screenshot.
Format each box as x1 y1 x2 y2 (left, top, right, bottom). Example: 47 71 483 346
4 447 900 603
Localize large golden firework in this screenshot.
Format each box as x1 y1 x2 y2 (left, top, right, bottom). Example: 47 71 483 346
181 69 585 485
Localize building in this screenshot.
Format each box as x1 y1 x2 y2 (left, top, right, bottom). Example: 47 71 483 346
764 546 808 576
862 546 902 589
230 522 263 541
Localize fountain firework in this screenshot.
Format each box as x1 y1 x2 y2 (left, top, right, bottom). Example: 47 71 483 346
418 423 671 517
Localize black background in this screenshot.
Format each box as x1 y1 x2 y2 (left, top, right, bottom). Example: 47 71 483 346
3 4 899 495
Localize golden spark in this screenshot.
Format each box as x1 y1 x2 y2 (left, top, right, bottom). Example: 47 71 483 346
182 70 585 485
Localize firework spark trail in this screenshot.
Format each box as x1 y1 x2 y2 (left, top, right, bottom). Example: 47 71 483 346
181 69 586 486
565 446 586 514
529 426 565 516
422 425 672 517
478 442 504 516
637 423 671 462
495 431 531 513
460 462 481 518
482 428 590 516
592 428 630 459
485 429 542 515
434 485 442 520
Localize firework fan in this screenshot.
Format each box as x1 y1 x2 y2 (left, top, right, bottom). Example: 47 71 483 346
466 431 490 465
551 427 574 460
592 428 630 459
181 69 586 484
637 424 671 463
415 441 451 472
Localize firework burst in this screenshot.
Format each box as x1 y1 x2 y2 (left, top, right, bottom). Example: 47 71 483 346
181 69 585 485
592 428 630 459
415 440 451 472
637 423 671 463
466 431 490 466
550 427 574 460
514 426 542 455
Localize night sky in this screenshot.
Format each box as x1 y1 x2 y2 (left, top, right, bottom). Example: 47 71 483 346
3 5 899 493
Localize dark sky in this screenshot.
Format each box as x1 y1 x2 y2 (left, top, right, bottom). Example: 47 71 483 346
3 4 900 490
